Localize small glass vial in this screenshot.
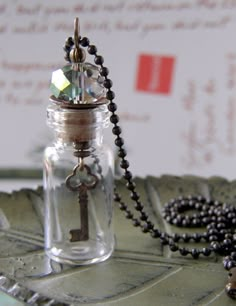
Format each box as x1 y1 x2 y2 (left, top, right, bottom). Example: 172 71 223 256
43 102 114 265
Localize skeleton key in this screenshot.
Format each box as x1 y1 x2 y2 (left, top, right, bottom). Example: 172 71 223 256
66 162 98 242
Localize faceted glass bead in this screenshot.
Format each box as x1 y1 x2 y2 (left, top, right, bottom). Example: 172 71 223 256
50 63 105 103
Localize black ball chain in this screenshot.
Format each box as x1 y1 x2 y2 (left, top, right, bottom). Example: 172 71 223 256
63 36 236 294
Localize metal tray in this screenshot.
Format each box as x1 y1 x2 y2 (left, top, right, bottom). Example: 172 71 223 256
0 175 235 305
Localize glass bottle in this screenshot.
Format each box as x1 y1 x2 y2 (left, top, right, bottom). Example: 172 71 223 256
43 102 114 265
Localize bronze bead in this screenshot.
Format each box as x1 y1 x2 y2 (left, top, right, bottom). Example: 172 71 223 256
225 268 236 299
69 47 86 63
225 282 236 299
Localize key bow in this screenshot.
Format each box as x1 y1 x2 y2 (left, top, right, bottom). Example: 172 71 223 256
66 163 98 192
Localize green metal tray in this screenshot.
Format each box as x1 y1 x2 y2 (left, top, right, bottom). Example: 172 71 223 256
0 175 235 305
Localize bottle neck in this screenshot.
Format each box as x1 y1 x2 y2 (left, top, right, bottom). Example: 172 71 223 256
47 103 109 149
54 128 104 148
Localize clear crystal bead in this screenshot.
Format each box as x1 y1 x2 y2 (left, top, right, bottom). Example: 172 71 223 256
50 63 105 103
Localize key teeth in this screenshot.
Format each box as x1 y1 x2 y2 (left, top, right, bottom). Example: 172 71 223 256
70 229 89 242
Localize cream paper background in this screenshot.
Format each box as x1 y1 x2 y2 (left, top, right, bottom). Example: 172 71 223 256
0 0 236 178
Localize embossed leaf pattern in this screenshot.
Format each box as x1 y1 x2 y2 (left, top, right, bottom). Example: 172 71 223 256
0 176 235 305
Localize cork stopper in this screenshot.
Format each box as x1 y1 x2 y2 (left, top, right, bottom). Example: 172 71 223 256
47 99 109 144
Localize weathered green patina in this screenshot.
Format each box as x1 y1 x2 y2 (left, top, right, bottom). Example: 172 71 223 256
0 175 235 305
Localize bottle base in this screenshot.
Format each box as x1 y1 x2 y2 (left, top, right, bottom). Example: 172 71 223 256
46 243 114 266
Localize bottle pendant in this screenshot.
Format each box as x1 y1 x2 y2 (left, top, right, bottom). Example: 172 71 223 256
44 18 114 265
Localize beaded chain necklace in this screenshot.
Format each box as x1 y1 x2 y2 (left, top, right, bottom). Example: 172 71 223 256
63 18 236 300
